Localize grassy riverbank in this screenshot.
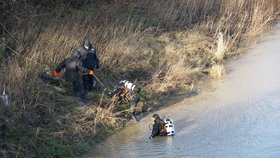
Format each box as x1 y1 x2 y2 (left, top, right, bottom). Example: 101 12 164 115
1 0 280 157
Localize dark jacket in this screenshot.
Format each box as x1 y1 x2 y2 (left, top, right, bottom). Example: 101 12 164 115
108 85 140 100
150 118 166 138
108 86 126 97
55 56 87 82
77 46 100 70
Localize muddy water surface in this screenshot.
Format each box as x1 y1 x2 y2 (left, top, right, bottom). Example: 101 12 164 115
87 24 280 158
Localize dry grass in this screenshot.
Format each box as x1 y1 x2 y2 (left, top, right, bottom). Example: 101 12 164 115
0 0 279 157
135 0 223 28
209 64 225 79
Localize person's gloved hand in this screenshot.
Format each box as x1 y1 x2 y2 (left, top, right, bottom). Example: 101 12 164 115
88 70 94 76
53 71 59 77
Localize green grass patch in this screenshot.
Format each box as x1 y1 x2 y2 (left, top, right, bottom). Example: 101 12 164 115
37 137 76 158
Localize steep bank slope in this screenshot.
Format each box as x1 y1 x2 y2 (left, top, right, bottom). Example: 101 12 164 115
0 0 279 157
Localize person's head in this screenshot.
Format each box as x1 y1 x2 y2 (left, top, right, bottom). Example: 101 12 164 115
152 114 160 124
83 38 92 50
152 114 160 120
73 50 82 60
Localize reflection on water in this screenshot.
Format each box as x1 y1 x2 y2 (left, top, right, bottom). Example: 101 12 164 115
87 24 280 158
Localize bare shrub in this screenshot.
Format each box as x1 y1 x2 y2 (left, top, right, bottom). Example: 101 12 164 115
215 32 227 62
209 64 224 79
136 0 224 28
0 0 279 157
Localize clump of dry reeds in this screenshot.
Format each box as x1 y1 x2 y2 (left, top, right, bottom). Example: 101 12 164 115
1 0 279 157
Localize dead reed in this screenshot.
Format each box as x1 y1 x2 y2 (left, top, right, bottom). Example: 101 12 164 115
0 0 279 157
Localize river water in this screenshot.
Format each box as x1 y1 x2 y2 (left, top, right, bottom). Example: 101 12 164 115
87 23 280 158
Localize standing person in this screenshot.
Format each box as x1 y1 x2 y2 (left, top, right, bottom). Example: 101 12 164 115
107 80 141 122
53 51 94 105
75 38 100 92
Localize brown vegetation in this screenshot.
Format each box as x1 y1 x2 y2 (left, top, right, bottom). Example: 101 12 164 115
0 0 280 157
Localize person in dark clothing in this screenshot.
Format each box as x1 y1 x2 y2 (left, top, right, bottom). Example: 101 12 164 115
53 51 94 104
107 80 141 122
75 38 100 92
149 114 167 139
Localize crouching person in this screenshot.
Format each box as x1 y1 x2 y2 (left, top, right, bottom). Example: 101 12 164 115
53 51 94 105
149 114 167 139
107 80 141 122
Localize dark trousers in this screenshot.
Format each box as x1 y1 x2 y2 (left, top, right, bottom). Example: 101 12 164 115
151 123 161 137
73 78 86 100
82 74 95 91
129 94 140 114
0 117 6 150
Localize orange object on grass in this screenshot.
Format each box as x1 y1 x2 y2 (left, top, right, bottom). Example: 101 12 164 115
53 71 59 77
